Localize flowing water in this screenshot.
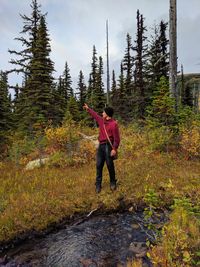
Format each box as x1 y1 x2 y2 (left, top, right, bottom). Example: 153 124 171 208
0 211 167 267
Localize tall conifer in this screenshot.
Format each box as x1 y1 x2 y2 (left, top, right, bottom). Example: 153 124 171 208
0 71 12 144
77 70 87 111
132 10 148 119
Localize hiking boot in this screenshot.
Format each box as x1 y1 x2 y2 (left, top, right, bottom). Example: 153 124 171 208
95 185 101 194
110 182 117 191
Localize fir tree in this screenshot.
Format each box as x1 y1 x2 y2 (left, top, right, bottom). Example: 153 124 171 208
132 10 148 119
0 71 12 144
117 63 127 120
23 15 55 131
182 82 193 107
65 96 80 122
86 73 92 103
159 20 169 78
8 0 43 75
77 70 87 111
94 56 105 113
86 47 105 126
8 1 55 133
50 82 65 125
110 70 117 106
63 61 73 103
147 22 169 80
110 69 120 117
123 33 134 96
54 75 66 122
87 46 99 110
147 76 175 126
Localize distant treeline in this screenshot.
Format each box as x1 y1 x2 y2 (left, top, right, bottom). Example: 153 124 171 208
0 0 199 140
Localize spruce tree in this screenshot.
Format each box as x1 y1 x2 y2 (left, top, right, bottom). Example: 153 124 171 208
122 33 135 120
147 76 175 126
12 83 20 129
182 82 193 107
8 0 42 75
123 33 134 96
77 70 87 111
50 82 65 125
110 70 117 107
94 56 105 113
132 10 148 119
117 63 127 120
159 21 169 78
8 1 55 133
63 61 73 104
54 75 66 122
24 15 55 131
110 69 121 119
65 96 80 122
146 21 169 111
0 71 12 144
87 46 99 110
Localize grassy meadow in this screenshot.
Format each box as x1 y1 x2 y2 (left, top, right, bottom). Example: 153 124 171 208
0 123 200 266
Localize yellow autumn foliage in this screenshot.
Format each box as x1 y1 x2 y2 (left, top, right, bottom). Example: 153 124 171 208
149 207 200 267
180 122 200 158
45 125 80 150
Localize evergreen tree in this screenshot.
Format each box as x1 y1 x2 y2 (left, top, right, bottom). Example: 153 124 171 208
159 20 169 78
110 70 121 117
54 75 66 122
120 33 135 120
147 76 175 126
63 61 73 103
180 64 185 105
0 71 12 144
23 15 55 131
116 63 127 120
146 22 168 102
8 1 55 133
132 10 148 119
182 82 193 107
12 83 20 129
86 73 92 103
94 56 105 113
50 82 65 125
123 33 134 96
8 0 42 75
77 70 87 111
65 96 80 122
87 46 99 110
110 70 117 106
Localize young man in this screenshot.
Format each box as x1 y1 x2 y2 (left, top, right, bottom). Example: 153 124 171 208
83 103 120 193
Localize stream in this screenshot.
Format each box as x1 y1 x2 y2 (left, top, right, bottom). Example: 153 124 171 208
0 211 167 267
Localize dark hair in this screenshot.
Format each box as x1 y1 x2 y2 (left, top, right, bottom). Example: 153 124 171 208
104 107 114 117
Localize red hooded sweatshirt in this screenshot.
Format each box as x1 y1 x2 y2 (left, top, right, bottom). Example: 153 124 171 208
88 108 120 150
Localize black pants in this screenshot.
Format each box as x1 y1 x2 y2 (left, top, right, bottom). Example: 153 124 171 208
96 143 116 187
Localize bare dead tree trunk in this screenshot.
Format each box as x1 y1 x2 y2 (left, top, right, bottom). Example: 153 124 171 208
169 0 178 111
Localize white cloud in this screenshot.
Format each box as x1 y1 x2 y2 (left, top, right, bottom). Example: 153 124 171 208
1 0 200 89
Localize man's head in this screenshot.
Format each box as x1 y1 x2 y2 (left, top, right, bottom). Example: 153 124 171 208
103 107 114 119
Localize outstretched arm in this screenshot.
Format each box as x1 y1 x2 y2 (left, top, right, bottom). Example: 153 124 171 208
83 103 102 124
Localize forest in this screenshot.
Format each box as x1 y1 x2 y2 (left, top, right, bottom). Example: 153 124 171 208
0 0 200 266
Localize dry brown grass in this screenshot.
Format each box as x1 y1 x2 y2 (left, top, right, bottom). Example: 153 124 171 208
0 151 199 244
0 124 200 265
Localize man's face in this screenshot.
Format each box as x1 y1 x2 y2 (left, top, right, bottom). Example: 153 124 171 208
102 111 107 119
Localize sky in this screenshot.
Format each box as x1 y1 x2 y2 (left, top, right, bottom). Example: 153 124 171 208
1 0 200 91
